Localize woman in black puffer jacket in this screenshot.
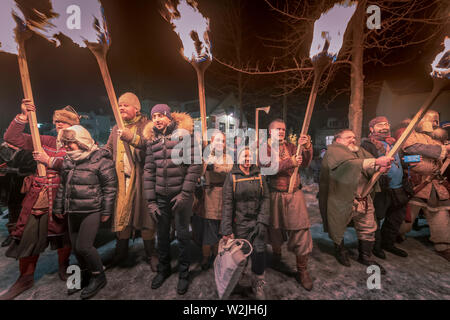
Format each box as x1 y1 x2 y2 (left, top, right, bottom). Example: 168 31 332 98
53 125 117 300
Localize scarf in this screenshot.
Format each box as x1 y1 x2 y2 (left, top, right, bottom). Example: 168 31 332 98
368 132 396 156
124 115 142 127
67 144 99 162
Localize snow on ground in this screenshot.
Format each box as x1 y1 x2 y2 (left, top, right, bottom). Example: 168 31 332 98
0 184 449 300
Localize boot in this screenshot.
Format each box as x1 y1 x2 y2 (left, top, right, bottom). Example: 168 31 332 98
295 255 313 291
334 240 351 267
177 276 190 295
67 269 91 296
58 247 72 281
382 242 408 258
0 256 38 300
80 272 107 300
151 269 171 290
372 236 386 260
143 240 159 272
252 273 266 300
1 235 12 247
436 249 450 262
357 240 386 275
105 239 129 269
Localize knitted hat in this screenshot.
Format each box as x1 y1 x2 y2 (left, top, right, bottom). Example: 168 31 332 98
119 92 141 112
60 125 96 151
53 106 80 126
151 104 173 120
369 116 389 128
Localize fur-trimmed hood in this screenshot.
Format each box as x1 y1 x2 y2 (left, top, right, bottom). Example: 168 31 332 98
143 112 194 141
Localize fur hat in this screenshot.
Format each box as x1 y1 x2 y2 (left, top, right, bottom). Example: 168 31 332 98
53 106 80 126
119 92 141 112
60 125 96 151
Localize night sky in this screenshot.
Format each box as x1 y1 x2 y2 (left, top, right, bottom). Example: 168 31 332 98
0 0 447 130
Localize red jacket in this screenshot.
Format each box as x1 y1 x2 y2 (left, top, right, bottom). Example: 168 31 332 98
3 116 67 239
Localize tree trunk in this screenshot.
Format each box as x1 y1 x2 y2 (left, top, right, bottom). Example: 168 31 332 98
238 72 244 128
282 75 288 123
349 1 365 141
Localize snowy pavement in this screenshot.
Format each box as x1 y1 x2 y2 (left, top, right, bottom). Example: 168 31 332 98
0 184 449 300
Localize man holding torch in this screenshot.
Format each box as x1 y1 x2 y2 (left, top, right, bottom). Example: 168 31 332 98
319 129 393 274
105 92 157 271
262 119 314 291
361 117 411 259
398 111 450 262
1 100 79 300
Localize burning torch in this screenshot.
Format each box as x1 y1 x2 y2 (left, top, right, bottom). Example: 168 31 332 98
360 36 450 198
288 1 358 193
0 1 46 176
34 0 134 168
163 0 212 147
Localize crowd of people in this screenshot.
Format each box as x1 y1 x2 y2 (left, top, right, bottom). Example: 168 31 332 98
0 93 448 300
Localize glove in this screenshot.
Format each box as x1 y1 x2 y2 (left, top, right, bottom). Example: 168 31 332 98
170 192 189 214
148 201 162 222
254 222 268 240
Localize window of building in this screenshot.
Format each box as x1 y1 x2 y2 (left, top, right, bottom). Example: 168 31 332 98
326 135 334 146
219 122 226 133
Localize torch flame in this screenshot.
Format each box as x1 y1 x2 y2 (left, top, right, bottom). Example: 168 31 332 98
431 37 449 79
36 0 110 48
0 0 26 55
163 0 212 62
309 1 357 61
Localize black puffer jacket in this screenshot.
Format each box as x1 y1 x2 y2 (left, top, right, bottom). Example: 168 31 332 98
221 165 270 252
143 112 202 201
53 148 117 216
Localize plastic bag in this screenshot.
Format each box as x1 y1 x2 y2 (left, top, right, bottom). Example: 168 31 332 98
214 238 253 300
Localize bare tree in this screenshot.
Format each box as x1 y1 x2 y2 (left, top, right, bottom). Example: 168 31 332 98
214 0 449 138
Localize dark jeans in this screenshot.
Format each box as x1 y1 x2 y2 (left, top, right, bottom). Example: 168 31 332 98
68 211 103 273
374 187 409 247
156 195 193 279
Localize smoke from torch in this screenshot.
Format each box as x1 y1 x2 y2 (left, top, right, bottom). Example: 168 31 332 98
163 0 212 63
0 0 26 55
30 0 110 48
431 36 449 79
309 1 357 61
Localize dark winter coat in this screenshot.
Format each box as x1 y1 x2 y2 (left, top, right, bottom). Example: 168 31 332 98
143 112 202 201
221 165 270 252
53 148 117 217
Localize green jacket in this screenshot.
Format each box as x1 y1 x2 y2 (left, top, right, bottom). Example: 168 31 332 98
319 142 378 244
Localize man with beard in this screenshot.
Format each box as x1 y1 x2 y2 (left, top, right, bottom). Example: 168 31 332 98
143 104 202 295
319 129 393 274
262 119 314 291
398 111 450 262
1 100 79 300
361 117 411 259
105 92 157 271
